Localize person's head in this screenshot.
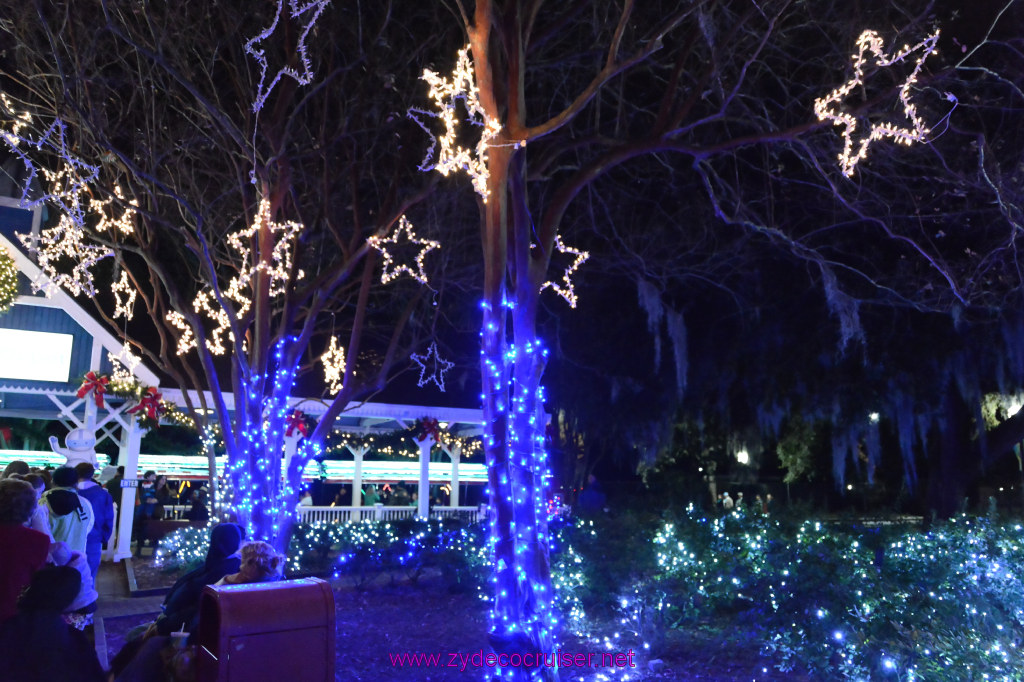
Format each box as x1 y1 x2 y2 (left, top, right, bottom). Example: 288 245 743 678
48 540 73 566
74 462 96 482
17 565 80 613
236 541 285 583
2 460 30 479
0 478 37 524
51 466 79 489
143 470 156 482
23 474 46 499
206 522 246 565
117 465 125 476
155 475 167 488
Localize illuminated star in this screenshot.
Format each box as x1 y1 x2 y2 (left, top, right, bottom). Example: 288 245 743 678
244 0 330 113
0 107 99 225
367 215 440 286
814 29 940 176
321 335 346 395
411 342 454 392
540 235 589 309
409 46 501 202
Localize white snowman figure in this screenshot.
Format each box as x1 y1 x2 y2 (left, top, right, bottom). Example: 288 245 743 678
50 428 99 468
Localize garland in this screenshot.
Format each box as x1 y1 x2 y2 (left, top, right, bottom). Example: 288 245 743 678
0 247 18 315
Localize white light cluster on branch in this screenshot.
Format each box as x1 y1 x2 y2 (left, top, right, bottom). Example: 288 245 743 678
166 198 304 356
540 235 589 309
411 341 454 392
321 335 346 395
244 0 330 113
411 46 501 201
367 215 440 286
814 29 940 176
166 311 197 356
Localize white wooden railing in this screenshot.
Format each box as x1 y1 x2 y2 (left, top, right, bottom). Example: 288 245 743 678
161 503 485 524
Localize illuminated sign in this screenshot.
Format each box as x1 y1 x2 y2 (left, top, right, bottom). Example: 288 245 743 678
0 329 75 382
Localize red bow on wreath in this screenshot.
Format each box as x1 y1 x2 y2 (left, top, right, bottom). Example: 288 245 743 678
417 417 441 442
285 410 309 438
127 386 164 421
77 371 110 408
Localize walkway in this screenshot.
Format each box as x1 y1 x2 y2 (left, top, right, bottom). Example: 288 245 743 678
93 557 163 669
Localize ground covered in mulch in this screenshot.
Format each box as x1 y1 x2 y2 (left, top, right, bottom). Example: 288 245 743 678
118 557 801 681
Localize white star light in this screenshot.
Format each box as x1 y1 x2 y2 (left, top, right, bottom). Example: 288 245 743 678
540 235 589 309
411 342 454 392
112 269 137 320
225 198 304 302
367 215 440 286
814 29 940 176
244 0 330 113
410 46 502 201
166 198 304 356
19 214 113 297
0 97 99 225
321 335 346 395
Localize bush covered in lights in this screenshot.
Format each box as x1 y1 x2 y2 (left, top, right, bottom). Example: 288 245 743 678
157 517 492 592
555 507 1024 680
158 508 1024 679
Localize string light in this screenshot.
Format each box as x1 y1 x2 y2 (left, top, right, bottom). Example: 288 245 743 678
814 29 940 176
0 247 18 314
410 46 502 202
539 235 590 309
0 95 98 225
243 0 330 113
321 335 346 395
367 215 440 286
411 341 455 392
19 213 113 297
112 269 136 321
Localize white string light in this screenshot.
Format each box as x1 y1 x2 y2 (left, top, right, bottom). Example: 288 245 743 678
814 29 940 176
166 311 197 356
244 0 330 113
409 46 501 201
166 198 304 356
0 95 99 226
367 215 440 286
411 341 454 392
321 335 346 394
540 235 589 309
112 269 136 321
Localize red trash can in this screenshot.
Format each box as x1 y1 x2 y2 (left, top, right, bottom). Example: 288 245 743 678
195 577 335 682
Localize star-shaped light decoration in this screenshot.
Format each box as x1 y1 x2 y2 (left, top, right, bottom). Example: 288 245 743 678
814 29 940 176
244 0 330 113
411 342 454 392
367 215 440 286
321 335 346 394
112 268 137 321
0 96 99 225
540 235 589 309
225 197 305 301
19 214 113 297
409 46 502 202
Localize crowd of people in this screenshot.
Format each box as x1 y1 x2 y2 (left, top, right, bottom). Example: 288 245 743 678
0 460 287 681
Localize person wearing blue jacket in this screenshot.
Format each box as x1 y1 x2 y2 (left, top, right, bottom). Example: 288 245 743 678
74 462 114 590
